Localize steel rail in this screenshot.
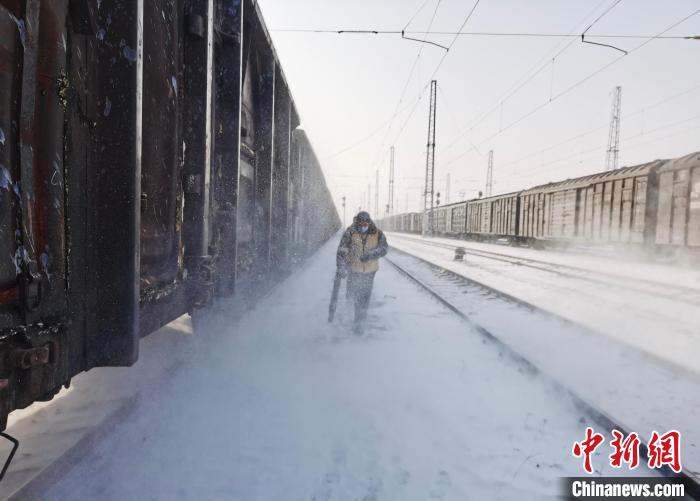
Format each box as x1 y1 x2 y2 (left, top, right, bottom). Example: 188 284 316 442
385 253 700 496
389 234 700 307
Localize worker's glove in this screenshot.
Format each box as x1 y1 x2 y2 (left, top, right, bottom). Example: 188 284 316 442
359 254 370 263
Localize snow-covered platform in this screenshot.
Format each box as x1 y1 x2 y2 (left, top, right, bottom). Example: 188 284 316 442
0 238 663 500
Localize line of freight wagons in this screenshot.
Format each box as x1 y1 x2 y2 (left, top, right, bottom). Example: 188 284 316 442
379 151 700 252
0 0 339 428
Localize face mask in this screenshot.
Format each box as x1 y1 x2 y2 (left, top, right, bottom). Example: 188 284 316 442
359 225 369 233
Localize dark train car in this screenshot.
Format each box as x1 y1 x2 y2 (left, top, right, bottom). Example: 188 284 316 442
465 192 520 240
0 0 338 428
654 151 700 250
520 162 663 246
290 129 340 262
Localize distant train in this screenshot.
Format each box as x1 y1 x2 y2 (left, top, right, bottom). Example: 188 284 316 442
0 1 339 428
378 151 700 253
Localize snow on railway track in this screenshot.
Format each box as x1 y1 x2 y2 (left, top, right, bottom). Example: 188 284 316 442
12 239 682 500
387 232 700 376
390 234 700 307
384 248 700 487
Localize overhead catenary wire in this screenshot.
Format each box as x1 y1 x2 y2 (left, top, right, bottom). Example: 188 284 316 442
366 0 444 174
441 7 700 169
272 28 698 40
440 0 615 156
403 0 434 31
507 115 700 182
498 83 700 170
389 0 482 147
580 0 628 54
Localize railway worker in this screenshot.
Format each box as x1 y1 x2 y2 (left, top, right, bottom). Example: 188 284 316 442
336 211 388 334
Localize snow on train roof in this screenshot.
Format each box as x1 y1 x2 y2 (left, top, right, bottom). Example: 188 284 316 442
520 160 665 194
656 150 700 173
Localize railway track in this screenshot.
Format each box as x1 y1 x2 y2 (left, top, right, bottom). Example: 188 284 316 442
390 233 700 308
385 252 700 496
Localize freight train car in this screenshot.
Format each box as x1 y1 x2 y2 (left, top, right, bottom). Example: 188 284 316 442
654 151 700 250
519 161 662 247
465 192 520 241
0 0 339 428
430 201 467 236
383 152 699 255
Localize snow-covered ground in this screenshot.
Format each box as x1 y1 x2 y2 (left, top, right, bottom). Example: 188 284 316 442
387 232 700 375
35 238 656 500
387 249 700 481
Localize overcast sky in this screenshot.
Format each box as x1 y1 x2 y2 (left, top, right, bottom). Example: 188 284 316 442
259 0 700 221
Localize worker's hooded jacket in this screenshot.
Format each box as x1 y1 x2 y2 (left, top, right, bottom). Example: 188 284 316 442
337 221 388 273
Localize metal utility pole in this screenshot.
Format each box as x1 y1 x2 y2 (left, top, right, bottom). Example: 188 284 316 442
374 170 379 217
486 150 494 197
423 80 437 236
445 173 451 204
387 146 395 215
341 196 346 227
605 86 622 171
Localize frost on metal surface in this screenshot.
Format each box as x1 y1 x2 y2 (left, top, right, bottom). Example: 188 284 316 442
8 13 26 49
0 165 11 190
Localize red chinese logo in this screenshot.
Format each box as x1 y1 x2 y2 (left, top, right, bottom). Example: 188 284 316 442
609 430 640 469
572 427 605 474
647 430 682 473
572 428 682 474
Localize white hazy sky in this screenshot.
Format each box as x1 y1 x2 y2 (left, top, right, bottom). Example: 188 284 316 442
258 0 700 220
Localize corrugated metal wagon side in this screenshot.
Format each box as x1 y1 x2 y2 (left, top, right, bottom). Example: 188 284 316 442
465 192 519 242
0 0 339 429
654 152 700 251
520 162 663 248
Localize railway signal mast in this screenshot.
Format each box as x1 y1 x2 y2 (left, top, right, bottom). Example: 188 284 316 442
341 196 346 227
446 173 451 204
375 169 379 217
605 86 622 171
423 80 437 236
486 150 494 197
387 146 395 216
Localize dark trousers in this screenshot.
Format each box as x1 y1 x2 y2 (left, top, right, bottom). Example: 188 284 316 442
347 271 376 325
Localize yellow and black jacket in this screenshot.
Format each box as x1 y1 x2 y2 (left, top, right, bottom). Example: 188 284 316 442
337 222 388 273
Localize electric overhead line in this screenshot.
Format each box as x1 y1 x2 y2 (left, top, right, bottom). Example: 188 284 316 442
439 0 615 156
366 0 444 174
497 83 700 170
509 113 700 180
442 7 700 169
272 29 697 40
390 0 482 147
322 94 427 160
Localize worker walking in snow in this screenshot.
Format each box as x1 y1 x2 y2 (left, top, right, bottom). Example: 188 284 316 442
335 211 388 334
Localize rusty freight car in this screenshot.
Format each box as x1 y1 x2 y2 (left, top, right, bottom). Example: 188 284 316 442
519 162 663 247
0 0 339 429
